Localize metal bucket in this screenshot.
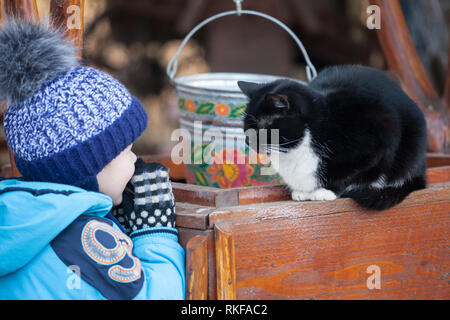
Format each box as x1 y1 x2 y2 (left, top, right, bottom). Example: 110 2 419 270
167 7 317 188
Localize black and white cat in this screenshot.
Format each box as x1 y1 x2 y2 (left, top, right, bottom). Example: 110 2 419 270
238 65 427 210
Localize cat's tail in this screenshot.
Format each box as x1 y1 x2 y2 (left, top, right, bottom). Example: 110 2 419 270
342 175 426 210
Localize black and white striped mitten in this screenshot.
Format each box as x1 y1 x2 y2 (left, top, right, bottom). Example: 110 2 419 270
112 159 176 234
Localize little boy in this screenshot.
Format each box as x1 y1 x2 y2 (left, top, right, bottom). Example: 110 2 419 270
0 19 185 299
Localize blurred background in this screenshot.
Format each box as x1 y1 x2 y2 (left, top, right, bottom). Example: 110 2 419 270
1 0 449 171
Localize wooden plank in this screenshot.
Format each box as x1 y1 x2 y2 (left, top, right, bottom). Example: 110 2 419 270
185 235 208 300
173 182 218 207
215 222 236 300
426 153 450 168
172 182 238 208
175 202 213 230
208 182 450 228
230 199 449 299
174 165 450 230
174 164 449 210
237 184 291 205
427 166 450 185
234 164 450 210
177 228 217 299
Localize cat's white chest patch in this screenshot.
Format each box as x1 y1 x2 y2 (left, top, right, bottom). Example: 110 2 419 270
269 129 320 193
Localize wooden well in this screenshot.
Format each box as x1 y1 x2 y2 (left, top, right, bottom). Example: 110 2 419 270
159 153 450 299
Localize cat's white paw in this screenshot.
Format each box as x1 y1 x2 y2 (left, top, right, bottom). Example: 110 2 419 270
291 188 337 202
291 191 311 201
309 188 337 201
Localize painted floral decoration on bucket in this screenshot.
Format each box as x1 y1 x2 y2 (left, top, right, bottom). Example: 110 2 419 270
179 98 246 119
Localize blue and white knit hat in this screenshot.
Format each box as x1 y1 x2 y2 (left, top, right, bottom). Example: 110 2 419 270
0 19 147 191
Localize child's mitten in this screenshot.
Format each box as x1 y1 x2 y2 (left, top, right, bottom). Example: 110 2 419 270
111 203 132 234
116 159 176 234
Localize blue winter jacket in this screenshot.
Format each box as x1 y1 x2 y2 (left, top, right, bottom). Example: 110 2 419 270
0 178 185 300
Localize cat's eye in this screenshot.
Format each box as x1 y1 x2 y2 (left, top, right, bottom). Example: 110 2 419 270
266 94 289 109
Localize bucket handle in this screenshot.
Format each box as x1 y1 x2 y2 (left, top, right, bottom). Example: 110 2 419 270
166 8 318 82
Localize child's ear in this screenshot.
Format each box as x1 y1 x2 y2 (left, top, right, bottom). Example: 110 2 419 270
265 94 289 110
237 81 261 99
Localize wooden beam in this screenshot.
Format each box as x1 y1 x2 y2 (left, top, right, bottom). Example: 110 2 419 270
215 222 236 300
426 166 450 185
186 235 209 300
177 228 217 299
2 0 39 20
426 152 450 168
0 0 3 23
1 1 86 177
172 182 239 208
50 0 84 60
238 184 291 205
208 182 450 228
173 164 450 214
369 0 450 153
1 0 40 177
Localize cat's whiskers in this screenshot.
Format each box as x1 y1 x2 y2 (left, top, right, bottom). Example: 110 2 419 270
279 136 302 146
261 144 289 153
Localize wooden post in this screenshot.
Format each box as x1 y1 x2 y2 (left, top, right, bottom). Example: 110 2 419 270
215 222 236 300
0 0 3 23
2 0 39 20
49 0 84 60
1 0 85 177
369 0 450 153
1 0 40 177
186 235 209 300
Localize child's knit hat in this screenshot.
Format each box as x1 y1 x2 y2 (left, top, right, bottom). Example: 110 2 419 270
0 19 147 191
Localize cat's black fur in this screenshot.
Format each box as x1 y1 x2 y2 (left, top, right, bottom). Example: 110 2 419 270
238 65 427 210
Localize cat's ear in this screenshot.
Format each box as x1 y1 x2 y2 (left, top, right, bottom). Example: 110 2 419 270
266 94 289 109
238 81 261 98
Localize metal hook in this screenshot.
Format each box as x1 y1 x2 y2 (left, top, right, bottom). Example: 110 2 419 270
233 0 243 16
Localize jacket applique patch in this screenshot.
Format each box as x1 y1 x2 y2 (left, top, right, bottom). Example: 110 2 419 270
81 219 142 283
51 215 144 300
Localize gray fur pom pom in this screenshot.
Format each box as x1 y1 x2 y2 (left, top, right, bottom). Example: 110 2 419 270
0 18 78 106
